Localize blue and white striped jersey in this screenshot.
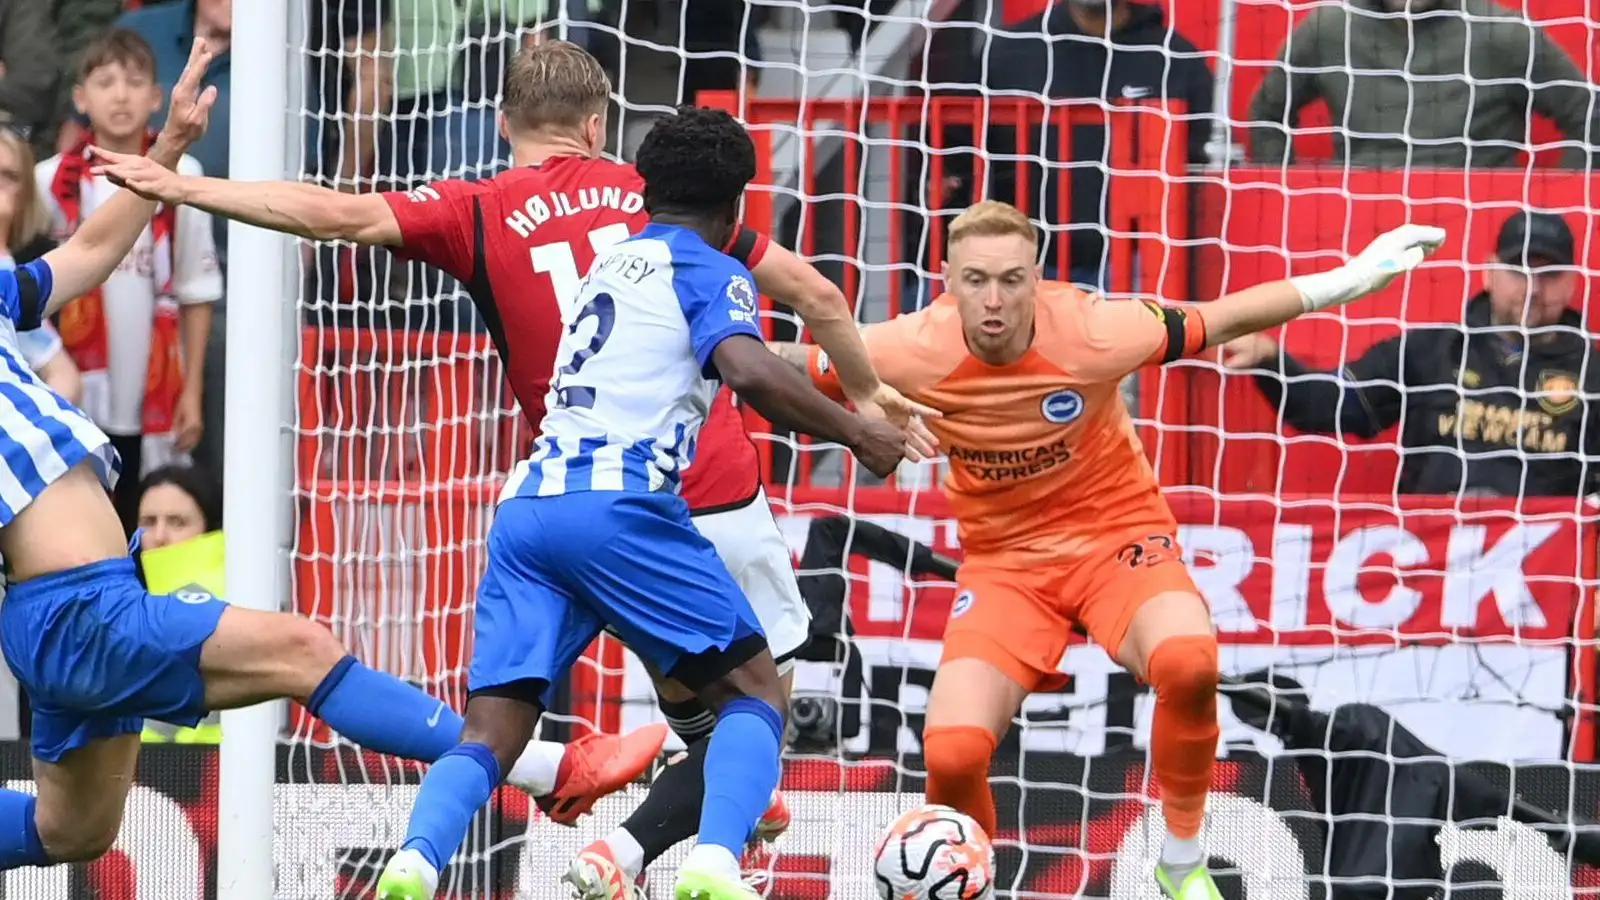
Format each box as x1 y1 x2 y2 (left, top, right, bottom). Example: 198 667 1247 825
503 223 764 500
0 259 118 525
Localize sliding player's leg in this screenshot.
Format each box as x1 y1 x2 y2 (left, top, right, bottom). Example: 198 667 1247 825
0 554 203 870
569 491 804 898
195 588 665 816
922 560 1064 837
378 496 612 900
3 733 141 868
199 605 466 760
1075 533 1220 900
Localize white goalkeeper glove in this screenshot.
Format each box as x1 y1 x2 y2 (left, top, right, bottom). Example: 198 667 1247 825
1290 224 1448 313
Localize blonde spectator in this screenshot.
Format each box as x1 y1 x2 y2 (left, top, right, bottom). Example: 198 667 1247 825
0 127 80 404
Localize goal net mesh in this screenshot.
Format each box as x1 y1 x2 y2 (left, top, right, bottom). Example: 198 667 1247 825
282 1 1600 898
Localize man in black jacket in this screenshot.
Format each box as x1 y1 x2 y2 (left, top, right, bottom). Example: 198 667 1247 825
1222 211 1599 497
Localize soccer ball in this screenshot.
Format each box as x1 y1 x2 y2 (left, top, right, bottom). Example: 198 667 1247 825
872 804 995 899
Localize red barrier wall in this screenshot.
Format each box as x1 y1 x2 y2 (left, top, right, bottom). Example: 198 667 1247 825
1181 166 1600 496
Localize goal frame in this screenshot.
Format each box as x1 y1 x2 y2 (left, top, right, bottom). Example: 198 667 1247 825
217 3 295 898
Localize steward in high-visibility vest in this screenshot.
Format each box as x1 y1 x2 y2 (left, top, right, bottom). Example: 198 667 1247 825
137 530 225 745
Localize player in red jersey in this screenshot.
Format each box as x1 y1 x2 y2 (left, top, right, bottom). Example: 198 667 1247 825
95 40 934 896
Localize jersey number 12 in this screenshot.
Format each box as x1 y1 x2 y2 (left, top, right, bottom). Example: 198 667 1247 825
532 224 633 410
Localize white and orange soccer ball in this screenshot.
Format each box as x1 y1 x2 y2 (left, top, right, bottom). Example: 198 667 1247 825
872 804 995 900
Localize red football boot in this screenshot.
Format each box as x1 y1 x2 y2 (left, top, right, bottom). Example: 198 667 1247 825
536 724 669 826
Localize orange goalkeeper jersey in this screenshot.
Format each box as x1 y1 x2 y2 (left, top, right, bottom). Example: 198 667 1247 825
806 282 1206 559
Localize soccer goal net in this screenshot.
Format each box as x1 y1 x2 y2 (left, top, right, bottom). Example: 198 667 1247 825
88 1 1600 898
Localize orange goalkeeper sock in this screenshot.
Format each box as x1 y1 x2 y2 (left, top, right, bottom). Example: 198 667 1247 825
1144 634 1220 842
922 725 999 837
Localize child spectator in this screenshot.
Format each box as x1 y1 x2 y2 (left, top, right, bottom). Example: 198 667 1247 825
0 126 81 404
39 28 221 534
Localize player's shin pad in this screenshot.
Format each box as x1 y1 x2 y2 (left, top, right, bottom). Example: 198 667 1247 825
698 697 783 855
307 656 466 762
658 694 717 745
400 743 502 873
622 738 711 867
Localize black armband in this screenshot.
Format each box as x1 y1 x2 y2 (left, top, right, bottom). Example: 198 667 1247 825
14 266 44 332
724 226 767 268
1139 299 1200 364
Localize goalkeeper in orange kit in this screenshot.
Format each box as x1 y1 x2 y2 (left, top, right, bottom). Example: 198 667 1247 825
773 200 1444 900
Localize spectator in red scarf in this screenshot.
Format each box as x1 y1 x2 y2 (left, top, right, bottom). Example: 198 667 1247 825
37 28 221 535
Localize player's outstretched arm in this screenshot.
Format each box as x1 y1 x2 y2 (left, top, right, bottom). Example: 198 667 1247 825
88 158 403 247
714 334 907 478
1194 224 1446 347
749 241 878 400
39 39 219 317
769 343 813 371
767 338 939 460
749 242 939 427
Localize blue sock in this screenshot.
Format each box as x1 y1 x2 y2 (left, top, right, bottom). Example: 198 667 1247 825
400 743 501 872
697 696 783 854
0 792 48 870
306 656 463 761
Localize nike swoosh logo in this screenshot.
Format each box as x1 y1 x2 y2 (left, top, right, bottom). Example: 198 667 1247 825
426 703 444 728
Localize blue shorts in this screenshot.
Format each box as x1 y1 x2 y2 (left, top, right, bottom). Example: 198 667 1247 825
470 491 765 699
0 557 228 762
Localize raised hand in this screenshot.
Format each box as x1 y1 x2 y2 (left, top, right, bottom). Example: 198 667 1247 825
158 38 219 151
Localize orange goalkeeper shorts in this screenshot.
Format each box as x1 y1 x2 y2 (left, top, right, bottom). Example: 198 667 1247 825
940 531 1202 691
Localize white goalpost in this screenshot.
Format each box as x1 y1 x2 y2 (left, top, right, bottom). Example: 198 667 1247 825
217 1 293 898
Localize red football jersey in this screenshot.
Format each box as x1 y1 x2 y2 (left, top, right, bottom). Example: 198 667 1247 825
381 155 767 512
383 156 649 429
